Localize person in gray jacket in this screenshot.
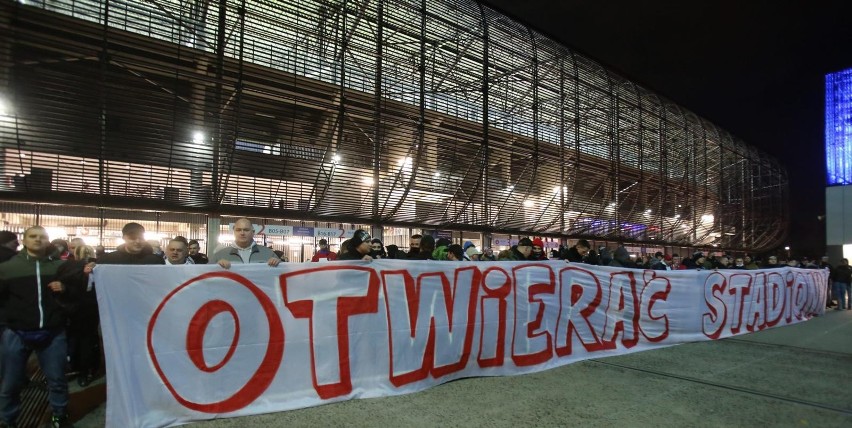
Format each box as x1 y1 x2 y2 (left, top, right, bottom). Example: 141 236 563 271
213 218 281 269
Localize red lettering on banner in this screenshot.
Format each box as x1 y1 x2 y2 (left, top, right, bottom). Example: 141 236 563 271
281 265 380 399
784 273 796 323
554 267 604 356
477 267 511 367
792 273 807 320
790 271 819 319
803 271 823 316
702 272 727 339
147 271 285 413
763 272 786 328
745 274 767 332
511 264 555 366
727 273 752 334
600 271 640 349
382 267 480 386
808 270 828 315
639 271 671 342
186 300 240 372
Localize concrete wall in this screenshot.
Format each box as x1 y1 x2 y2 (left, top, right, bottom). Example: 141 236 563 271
826 186 852 245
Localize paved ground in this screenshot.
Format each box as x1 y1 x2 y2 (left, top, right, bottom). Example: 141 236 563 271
75 309 852 427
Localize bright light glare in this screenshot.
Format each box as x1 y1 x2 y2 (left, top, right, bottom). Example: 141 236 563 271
44 227 67 239
192 131 205 145
362 177 374 186
701 214 714 223
332 154 341 163
523 200 534 208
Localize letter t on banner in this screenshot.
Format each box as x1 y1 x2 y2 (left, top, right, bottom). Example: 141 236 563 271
281 266 380 399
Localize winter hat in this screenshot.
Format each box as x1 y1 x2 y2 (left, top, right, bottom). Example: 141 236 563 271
517 238 533 247
532 238 544 248
350 229 371 247
465 246 483 258
463 241 475 251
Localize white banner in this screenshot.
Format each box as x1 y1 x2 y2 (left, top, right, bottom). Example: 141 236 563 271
94 262 827 427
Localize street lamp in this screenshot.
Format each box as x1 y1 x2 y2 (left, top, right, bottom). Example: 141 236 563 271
784 245 790 259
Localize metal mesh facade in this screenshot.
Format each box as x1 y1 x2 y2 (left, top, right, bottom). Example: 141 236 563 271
0 0 788 251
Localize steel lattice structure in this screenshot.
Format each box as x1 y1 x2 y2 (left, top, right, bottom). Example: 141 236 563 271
0 0 788 250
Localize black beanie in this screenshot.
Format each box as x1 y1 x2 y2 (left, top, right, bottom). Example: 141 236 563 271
350 229 371 247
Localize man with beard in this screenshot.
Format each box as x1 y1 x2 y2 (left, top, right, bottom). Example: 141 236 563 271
407 234 422 259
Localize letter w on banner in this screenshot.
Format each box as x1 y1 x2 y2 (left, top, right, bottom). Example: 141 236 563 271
94 262 827 427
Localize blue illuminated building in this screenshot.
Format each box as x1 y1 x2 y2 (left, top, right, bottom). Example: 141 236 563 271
826 68 852 185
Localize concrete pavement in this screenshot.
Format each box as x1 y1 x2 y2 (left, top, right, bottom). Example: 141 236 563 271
76 309 852 427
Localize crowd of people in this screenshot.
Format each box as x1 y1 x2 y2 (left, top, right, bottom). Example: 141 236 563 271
0 221 848 427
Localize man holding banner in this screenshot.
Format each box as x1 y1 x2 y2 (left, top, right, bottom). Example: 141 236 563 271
213 218 281 269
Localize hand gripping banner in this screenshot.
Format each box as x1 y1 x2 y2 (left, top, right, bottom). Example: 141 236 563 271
94 261 827 427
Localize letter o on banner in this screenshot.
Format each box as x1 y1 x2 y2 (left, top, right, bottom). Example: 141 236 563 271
187 300 240 372
147 271 285 413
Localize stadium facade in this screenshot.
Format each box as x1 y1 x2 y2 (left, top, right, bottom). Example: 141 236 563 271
826 67 852 260
0 0 788 259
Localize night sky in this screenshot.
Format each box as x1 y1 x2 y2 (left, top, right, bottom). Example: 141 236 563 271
482 0 852 257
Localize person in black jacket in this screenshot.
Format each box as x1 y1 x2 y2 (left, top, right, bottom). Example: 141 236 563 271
414 235 436 260
77 223 163 388
338 230 374 261
0 231 18 264
187 239 208 265
498 238 533 261
406 234 422 259
831 258 852 310
564 239 591 263
97 223 166 266
0 226 86 428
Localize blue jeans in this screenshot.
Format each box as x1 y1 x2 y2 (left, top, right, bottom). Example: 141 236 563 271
0 329 69 424
834 282 850 309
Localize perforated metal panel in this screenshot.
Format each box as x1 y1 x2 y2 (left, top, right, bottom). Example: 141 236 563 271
0 0 788 251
